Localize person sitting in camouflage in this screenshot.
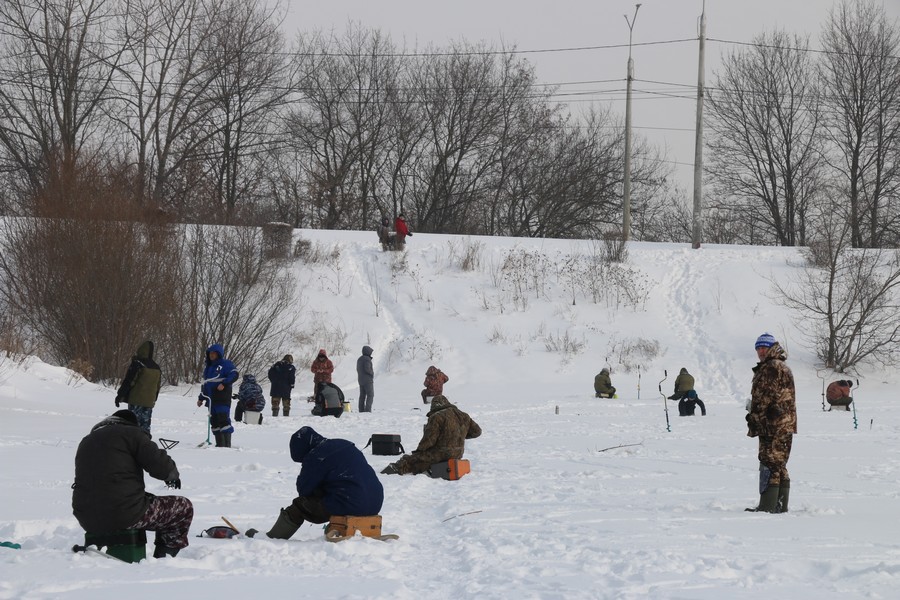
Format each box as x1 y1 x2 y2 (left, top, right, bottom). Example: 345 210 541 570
746 333 797 513
381 395 481 475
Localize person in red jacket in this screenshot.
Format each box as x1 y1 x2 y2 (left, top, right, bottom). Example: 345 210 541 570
394 213 411 250
310 349 334 398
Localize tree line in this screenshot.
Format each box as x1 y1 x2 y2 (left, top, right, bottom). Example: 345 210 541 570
0 0 670 240
704 0 900 249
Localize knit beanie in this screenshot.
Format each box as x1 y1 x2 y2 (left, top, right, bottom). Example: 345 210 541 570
112 409 138 425
754 333 776 349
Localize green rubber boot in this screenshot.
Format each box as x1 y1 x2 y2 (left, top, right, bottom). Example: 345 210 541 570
265 509 301 539
777 480 790 513
746 485 781 513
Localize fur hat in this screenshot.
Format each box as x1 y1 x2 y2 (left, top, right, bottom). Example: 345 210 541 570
283 354 293 364
755 333 776 349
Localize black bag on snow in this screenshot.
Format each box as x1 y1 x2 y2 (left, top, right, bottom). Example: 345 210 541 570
364 434 404 455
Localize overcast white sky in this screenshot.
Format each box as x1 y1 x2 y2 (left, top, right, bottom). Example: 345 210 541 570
281 0 900 193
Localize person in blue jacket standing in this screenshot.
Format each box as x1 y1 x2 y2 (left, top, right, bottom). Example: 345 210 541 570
196 343 239 447
246 426 384 539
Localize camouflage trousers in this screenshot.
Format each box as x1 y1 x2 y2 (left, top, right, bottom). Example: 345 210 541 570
128 405 153 436
129 495 193 550
271 397 291 416
757 434 793 488
392 449 457 475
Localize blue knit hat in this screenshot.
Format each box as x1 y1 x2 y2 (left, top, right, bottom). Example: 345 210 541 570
755 333 776 349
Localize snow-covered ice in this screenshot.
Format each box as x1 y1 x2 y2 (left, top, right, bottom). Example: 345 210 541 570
1 231 898 599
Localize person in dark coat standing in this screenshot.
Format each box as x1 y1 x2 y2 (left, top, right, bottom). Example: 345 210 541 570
356 345 374 412
394 214 411 250
196 343 239 448
267 354 296 417
382 395 482 475
115 340 162 436
72 410 193 558
246 426 384 539
310 349 334 398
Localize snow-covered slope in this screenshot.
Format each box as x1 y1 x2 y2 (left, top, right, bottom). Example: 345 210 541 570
1 231 898 599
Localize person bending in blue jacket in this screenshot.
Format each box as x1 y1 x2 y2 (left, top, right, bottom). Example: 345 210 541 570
247 426 384 539
196 343 239 447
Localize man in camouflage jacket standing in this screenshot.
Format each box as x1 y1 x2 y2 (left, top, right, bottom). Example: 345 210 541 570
746 333 797 513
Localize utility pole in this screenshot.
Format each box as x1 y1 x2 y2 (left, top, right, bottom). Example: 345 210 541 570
622 3 641 242
691 0 706 250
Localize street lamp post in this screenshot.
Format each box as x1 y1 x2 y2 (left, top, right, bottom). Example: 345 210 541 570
622 3 641 242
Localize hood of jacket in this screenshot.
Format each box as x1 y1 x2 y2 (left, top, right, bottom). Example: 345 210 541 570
679 367 689 375
206 343 225 364
90 412 139 434
136 340 154 360
290 426 326 463
762 342 787 363
242 374 257 384
362 346 373 357
427 394 454 416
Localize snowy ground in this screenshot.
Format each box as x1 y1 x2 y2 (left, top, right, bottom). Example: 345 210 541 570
2 231 899 599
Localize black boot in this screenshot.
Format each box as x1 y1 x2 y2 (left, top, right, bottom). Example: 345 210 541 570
221 432 232 448
272 407 279 417
153 545 180 558
214 433 223 447
283 408 290 416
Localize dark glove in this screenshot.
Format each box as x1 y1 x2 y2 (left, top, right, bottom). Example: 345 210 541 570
245 528 258 538
165 478 181 490
745 413 760 436
115 396 122 407
407 232 412 236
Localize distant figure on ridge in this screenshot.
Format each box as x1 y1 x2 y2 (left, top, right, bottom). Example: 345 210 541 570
394 213 411 250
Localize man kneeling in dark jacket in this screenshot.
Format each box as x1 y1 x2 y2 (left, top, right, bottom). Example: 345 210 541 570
247 426 383 539
72 410 193 558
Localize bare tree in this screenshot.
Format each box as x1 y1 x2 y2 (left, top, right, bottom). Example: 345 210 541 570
706 30 823 246
202 0 296 220
0 171 180 381
820 0 900 248
163 223 297 381
772 216 900 371
0 0 121 208
112 0 224 210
